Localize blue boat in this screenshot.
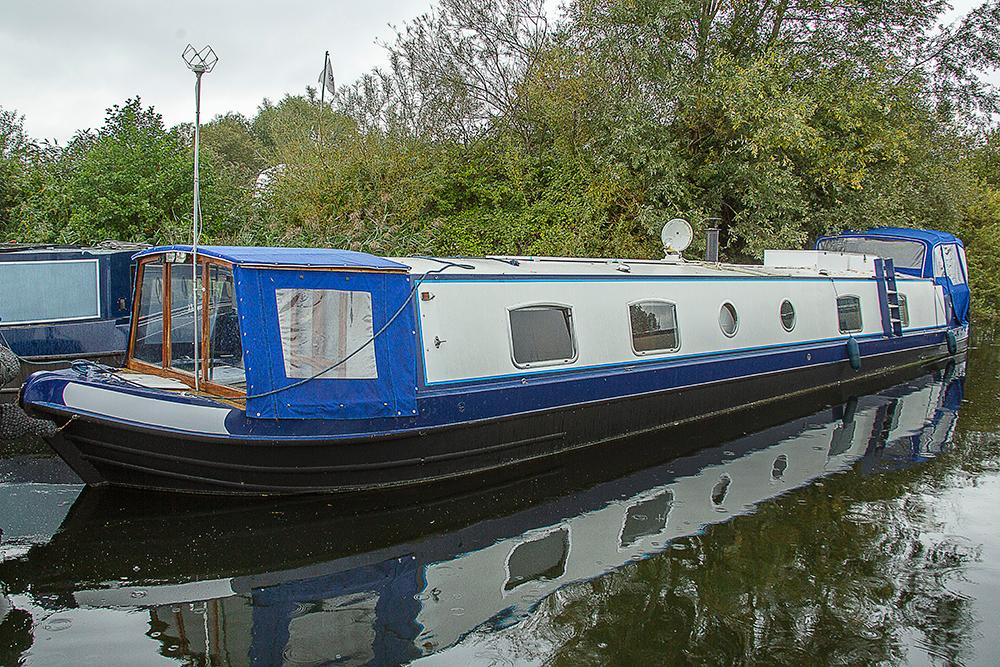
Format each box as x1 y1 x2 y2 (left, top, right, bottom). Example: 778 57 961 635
18 227 969 495
0 243 141 402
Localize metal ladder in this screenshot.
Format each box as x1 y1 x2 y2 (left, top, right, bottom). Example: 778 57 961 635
874 258 903 337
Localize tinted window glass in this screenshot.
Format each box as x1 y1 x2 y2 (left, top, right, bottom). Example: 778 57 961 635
276 288 377 379
132 260 164 366
207 265 245 388
780 300 795 332
629 301 679 353
837 295 863 333
0 259 100 325
510 305 575 366
719 302 738 337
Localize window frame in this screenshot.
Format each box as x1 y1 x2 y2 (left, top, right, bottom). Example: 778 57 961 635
719 301 739 338
627 299 681 356
897 293 910 328
779 299 796 332
126 254 246 398
0 258 102 326
836 294 863 334
506 302 578 370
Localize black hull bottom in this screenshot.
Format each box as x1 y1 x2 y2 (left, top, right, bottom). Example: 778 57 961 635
38 342 958 496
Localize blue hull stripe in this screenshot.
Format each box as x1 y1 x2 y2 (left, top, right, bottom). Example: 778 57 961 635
22 328 953 442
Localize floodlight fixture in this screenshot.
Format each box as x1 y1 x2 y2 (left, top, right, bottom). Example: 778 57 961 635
181 44 217 391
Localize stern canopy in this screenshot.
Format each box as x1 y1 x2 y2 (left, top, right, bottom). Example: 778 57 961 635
815 228 969 324
131 246 417 420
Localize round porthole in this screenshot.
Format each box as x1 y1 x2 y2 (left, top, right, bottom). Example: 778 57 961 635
719 302 738 337
780 299 796 332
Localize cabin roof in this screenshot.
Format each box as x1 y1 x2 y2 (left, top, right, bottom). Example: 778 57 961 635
134 245 410 271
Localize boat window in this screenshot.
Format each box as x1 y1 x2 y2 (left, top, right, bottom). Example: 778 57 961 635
276 288 377 380
207 265 245 388
168 260 202 375
933 246 946 278
816 237 925 271
719 302 738 337
898 294 909 328
504 528 570 591
628 300 679 354
837 295 863 333
509 305 576 367
132 260 165 366
780 300 796 332
0 259 100 326
941 244 966 284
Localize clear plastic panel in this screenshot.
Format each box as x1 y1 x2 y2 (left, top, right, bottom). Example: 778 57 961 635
817 238 925 270
276 288 377 380
169 261 202 375
132 261 164 365
207 265 245 388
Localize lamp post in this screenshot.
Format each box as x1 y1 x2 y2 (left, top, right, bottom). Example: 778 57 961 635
181 44 217 391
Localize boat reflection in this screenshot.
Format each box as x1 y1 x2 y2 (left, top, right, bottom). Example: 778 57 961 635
0 362 965 666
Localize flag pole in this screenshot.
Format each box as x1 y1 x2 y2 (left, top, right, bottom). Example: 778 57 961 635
318 50 329 142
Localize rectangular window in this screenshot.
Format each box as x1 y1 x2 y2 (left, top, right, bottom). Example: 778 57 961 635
132 260 165 366
897 294 909 328
629 301 679 354
207 265 245 388
837 295 863 333
509 305 576 367
168 261 202 375
941 244 966 285
816 238 925 270
276 288 377 380
0 259 100 326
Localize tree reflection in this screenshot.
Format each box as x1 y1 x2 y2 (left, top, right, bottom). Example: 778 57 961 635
540 425 996 664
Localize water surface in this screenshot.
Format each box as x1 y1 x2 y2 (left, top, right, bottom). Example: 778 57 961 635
1 327 998 666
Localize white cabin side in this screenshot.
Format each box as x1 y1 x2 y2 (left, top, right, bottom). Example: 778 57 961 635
402 256 947 386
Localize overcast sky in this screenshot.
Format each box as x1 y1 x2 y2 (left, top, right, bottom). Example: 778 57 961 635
1 1 995 143
1 0 433 142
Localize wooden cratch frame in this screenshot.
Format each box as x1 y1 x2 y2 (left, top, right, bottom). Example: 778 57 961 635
126 254 246 399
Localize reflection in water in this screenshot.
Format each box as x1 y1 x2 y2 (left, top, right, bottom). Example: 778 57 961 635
1 354 994 665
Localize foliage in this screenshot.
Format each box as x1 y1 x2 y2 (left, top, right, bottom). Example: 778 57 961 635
2 0 999 316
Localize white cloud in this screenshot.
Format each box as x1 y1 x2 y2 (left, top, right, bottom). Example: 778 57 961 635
0 0 432 142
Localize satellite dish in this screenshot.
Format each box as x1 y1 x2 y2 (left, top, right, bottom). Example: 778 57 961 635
661 218 693 254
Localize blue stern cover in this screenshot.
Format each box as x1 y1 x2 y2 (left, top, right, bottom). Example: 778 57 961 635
235 265 417 420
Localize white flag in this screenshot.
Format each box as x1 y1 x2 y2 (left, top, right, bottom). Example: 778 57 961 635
318 57 335 97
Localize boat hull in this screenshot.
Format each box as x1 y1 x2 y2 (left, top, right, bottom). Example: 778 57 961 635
27 334 960 495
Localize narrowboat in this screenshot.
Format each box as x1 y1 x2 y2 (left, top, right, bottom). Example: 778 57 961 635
0 243 141 402
17 226 970 495
1 363 964 664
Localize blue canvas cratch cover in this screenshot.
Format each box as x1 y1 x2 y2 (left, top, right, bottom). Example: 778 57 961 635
235 265 417 420
136 245 418 420
816 228 969 325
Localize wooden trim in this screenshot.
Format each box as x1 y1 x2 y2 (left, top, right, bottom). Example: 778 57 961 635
163 261 172 369
125 358 246 399
125 260 146 365
201 261 210 384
